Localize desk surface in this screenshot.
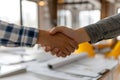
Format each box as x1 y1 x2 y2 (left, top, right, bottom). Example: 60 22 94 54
1 67 120 80
0 56 120 80
110 62 120 80
1 71 69 80
1 62 120 80
99 61 120 80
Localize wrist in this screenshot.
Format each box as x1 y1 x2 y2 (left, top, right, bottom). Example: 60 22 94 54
75 28 90 43
37 30 45 44
36 30 49 44
36 30 40 44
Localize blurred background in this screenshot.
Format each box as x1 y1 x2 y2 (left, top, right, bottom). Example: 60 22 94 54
0 0 120 65
0 0 118 60
1 0 120 79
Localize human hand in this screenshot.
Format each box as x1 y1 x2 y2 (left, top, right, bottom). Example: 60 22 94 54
49 26 90 44
37 30 78 57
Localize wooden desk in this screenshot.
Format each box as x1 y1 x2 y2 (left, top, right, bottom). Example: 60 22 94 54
99 61 120 80
113 63 120 80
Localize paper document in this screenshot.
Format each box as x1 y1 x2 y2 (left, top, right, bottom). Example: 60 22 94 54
0 55 22 65
0 65 26 78
47 53 88 69
0 47 25 53
2 75 42 80
28 62 95 80
28 53 118 80
46 53 118 78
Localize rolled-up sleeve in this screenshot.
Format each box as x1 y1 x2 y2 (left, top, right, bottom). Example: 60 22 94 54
84 14 120 43
0 20 39 47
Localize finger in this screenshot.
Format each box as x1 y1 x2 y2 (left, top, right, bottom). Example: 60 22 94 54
65 44 75 53
62 48 71 56
61 53 68 57
45 46 52 52
50 27 65 35
65 48 71 56
51 48 60 55
51 51 56 55
56 51 63 57
69 40 78 49
52 48 60 53
56 51 67 57
41 44 45 47
66 48 73 56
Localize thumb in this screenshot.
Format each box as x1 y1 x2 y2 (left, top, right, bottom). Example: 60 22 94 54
50 27 64 35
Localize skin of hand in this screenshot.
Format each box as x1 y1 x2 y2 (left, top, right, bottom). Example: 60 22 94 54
49 26 90 44
36 30 78 57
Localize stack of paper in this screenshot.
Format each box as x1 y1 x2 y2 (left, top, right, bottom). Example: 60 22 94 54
28 53 118 80
47 53 88 69
0 65 26 78
0 47 25 53
28 62 95 80
3 75 42 80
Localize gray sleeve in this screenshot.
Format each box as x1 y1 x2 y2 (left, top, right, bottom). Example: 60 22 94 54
84 13 120 43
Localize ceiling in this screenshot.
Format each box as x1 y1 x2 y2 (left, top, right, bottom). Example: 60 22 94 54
27 0 120 10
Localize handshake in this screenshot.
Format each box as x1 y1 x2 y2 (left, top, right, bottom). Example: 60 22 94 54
37 26 90 57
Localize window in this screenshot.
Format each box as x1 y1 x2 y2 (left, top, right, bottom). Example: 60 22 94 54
0 0 38 28
0 0 20 25
0 0 39 66
79 10 100 27
58 10 72 28
117 8 120 40
118 8 120 13
22 1 38 28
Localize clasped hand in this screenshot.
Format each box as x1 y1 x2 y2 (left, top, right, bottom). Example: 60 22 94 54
37 27 90 57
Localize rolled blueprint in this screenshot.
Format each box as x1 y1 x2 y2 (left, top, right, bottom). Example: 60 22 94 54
48 52 88 69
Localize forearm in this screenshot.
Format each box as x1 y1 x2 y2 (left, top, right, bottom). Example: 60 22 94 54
0 20 39 47
84 13 120 43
